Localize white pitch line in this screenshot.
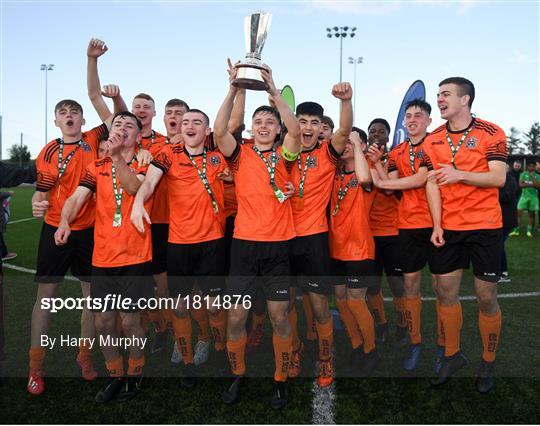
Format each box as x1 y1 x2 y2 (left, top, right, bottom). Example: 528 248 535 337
382 292 540 302
7 217 37 225
2 263 78 282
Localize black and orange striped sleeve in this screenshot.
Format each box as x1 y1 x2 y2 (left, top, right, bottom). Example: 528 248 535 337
35 142 58 192
151 145 173 175
387 149 398 173
225 143 241 172
485 127 508 163
80 163 97 192
83 123 109 151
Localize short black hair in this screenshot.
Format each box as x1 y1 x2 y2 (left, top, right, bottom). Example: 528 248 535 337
165 98 190 110
112 111 142 131
321 115 335 129
439 77 475 108
368 118 391 134
252 105 281 123
296 102 324 120
405 99 432 115
185 108 210 126
351 126 368 144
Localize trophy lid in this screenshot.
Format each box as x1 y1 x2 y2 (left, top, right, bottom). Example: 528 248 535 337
244 11 272 56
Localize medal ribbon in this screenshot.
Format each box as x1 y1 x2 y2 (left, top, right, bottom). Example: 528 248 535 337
111 164 123 226
252 146 284 202
332 172 352 216
186 148 219 214
297 154 311 198
57 139 82 181
445 126 473 169
138 129 155 150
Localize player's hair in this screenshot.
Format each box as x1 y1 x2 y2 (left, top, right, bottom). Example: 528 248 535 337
296 102 324 120
98 131 109 143
165 98 190 110
133 93 155 104
54 99 83 115
405 99 432 115
112 111 143 131
439 77 475 108
351 126 368 144
252 105 281 123
322 115 335 129
368 118 391 134
185 108 210 126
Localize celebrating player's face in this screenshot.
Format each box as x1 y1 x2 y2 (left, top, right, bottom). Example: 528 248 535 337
405 106 431 138
132 98 156 128
341 141 354 161
164 105 188 136
368 123 389 146
437 83 467 120
110 115 140 148
252 111 280 146
54 105 85 138
181 112 210 148
298 115 322 148
320 123 332 141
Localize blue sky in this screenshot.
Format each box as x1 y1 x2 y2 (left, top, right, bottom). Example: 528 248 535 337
1 0 538 158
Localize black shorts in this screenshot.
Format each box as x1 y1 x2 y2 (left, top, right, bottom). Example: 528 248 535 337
227 239 290 302
398 228 435 273
167 239 226 298
429 229 502 283
290 233 331 295
151 223 168 275
331 259 376 289
91 262 154 312
35 223 94 283
373 235 403 277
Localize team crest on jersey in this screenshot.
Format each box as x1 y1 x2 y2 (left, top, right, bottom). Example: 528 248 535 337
466 137 478 149
306 157 317 168
81 142 91 152
350 177 359 188
209 155 221 166
416 150 425 160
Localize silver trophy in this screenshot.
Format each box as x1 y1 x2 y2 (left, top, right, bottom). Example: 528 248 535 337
232 11 272 91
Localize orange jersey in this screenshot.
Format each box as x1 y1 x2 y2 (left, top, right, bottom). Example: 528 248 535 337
388 140 432 229
423 118 507 231
36 124 108 230
368 184 400 237
80 157 152 268
151 143 226 244
224 182 238 218
136 130 169 224
329 171 375 261
290 140 340 236
226 142 295 242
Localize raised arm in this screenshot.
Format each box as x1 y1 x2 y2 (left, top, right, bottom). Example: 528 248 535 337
87 38 111 123
350 131 371 184
213 61 240 157
329 83 353 154
54 186 93 245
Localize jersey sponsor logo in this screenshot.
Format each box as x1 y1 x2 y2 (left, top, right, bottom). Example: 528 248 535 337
431 140 444 145
209 155 221 166
466 137 478 149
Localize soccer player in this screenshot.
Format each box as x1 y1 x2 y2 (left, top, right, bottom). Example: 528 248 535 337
131 108 228 387
514 162 540 237
213 64 301 409
369 99 436 371
55 111 152 403
287 85 353 387
365 119 407 346
319 115 335 142
424 77 507 393
86 38 169 353
28 99 109 395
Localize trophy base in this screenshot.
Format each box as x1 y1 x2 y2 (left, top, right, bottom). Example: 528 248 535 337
232 64 268 91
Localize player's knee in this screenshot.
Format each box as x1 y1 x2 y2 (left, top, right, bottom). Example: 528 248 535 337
94 314 114 333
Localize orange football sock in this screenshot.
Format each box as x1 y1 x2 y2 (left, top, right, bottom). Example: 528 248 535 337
435 299 445 347
335 299 363 349
127 355 145 376
302 294 317 341
288 305 301 351
367 291 387 325
439 302 462 357
209 309 227 351
404 295 422 345
29 347 45 372
347 299 376 354
190 305 211 342
172 315 194 364
315 317 333 361
393 296 407 328
273 333 293 382
227 335 247 376
105 356 124 377
479 309 502 363
78 341 92 363
147 310 167 333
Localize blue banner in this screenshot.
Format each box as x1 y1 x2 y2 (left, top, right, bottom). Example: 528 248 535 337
392 80 426 148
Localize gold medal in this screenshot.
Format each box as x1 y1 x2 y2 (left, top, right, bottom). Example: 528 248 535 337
113 211 122 228
274 188 286 204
